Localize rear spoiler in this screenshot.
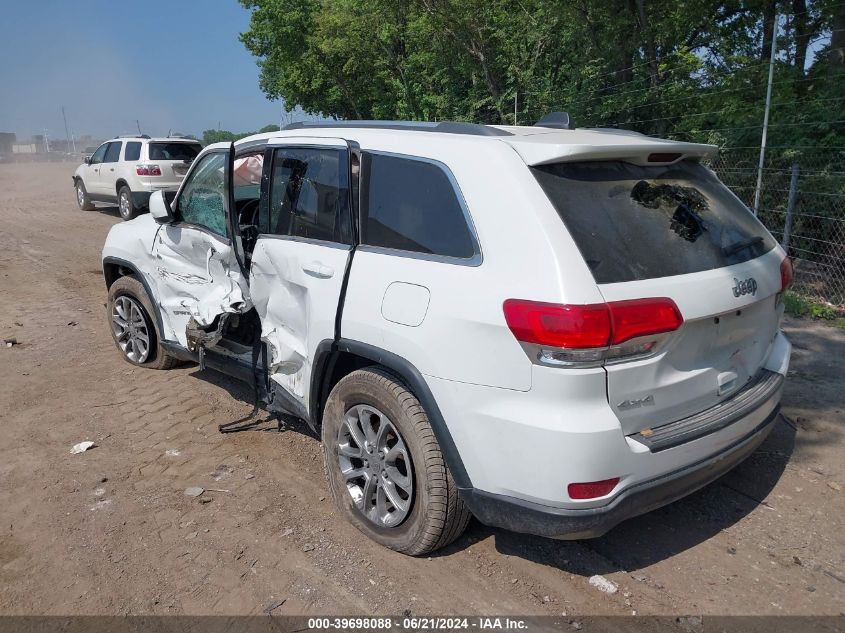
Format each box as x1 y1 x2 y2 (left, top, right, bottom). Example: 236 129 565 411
505 132 718 167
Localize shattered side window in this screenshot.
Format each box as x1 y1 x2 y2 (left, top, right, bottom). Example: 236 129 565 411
267 147 351 244
175 152 228 237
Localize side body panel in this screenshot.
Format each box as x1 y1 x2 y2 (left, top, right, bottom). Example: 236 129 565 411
341 134 603 392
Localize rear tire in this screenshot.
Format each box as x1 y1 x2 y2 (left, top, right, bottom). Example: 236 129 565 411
107 276 178 369
322 367 471 555
118 185 138 221
75 180 94 210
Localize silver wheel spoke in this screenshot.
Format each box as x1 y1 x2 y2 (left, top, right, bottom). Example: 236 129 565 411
344 414 367 451
382 479 410 514
384 465 411 492
375 486 389 521
338 442 362 459
362 474 377 511
357 406 378 444
341 466 366 481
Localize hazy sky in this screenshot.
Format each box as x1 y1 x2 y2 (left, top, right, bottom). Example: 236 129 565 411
0 1 293 141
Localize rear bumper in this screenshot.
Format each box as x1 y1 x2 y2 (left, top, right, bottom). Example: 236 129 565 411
428 329 791 538
461 405 779 539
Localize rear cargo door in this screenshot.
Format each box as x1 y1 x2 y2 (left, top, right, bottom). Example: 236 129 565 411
248 137 353 414
146 141 203 189
532 159 786 434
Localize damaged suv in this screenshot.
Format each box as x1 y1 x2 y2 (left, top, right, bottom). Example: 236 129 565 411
101 116 792 555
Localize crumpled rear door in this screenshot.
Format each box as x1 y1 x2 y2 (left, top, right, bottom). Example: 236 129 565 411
248 137 353 414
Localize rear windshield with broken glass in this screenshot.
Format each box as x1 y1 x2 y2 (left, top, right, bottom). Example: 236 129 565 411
149 142 201 161
531 160 777 284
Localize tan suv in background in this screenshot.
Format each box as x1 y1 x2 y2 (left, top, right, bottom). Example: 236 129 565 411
73 135 202 220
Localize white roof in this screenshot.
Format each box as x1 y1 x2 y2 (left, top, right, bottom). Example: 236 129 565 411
106 137 201 143
236 123 717 166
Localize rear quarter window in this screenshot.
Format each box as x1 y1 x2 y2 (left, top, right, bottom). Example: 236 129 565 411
124 142 141 161
361 153 477 260
531 160 777 283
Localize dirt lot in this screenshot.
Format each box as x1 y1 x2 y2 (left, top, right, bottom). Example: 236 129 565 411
0 161 843 616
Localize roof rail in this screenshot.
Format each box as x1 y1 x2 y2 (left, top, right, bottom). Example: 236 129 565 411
282 120 513 137
117 134 151 139
534 112 575 130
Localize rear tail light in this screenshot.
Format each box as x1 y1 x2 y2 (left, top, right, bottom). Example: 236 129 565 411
136 164 162 176
503 298 682 366
780 256 794 291
568 478 620 500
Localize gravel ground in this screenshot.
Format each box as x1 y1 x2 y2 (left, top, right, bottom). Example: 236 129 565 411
0 162 843 616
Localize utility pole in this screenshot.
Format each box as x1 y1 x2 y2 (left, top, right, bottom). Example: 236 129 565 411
62 106 71 153
514 91 518 125
753 14 778 216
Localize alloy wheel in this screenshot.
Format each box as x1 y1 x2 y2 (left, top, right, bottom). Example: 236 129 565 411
111 295 151 363
119 192 131 218
337 404 414 527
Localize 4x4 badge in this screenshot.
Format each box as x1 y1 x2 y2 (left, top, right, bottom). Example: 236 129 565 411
732 277 757 297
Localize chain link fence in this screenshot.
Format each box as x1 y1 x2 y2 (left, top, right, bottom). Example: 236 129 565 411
710 148 845 308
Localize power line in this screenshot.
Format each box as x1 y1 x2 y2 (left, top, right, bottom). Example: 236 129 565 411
687 119 845 133
760 208 845 222
601 95 845 128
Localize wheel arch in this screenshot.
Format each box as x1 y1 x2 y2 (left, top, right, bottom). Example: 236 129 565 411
311 338 472 489
115 179 129 195
102 256 164 337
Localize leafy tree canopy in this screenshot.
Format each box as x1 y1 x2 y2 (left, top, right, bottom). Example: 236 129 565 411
239 0 844 147
202 124 280 145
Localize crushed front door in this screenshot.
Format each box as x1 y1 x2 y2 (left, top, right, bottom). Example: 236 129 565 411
151 144 250 348
248 137 354 415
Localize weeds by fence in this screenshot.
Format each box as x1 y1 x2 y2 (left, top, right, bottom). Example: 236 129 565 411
709 148 845 308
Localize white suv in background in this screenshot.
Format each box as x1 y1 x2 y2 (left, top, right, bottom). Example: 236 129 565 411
74 135 202 220
100 116 792 555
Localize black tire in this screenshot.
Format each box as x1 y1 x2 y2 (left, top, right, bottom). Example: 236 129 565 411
118 185 138 221
75 179 94 210
107 276 178 370
322 367 471 555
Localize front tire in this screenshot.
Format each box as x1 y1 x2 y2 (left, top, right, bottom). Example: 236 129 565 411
107 276 178 369
118 185 138 221
75 180 94 210
322 367 471 555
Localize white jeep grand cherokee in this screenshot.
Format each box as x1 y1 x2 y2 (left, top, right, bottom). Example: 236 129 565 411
74 135 202 220
100 115 792 555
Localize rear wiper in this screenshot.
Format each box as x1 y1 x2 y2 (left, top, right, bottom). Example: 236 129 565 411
722 236 763 257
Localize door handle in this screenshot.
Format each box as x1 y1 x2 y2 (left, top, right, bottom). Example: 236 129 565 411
302 261 334 279
109 168 115 171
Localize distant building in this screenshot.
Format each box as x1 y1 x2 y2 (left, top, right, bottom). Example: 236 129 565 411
0 132 15 158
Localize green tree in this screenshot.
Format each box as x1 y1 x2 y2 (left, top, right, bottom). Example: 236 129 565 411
202 124 281 145
239 0 844 147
